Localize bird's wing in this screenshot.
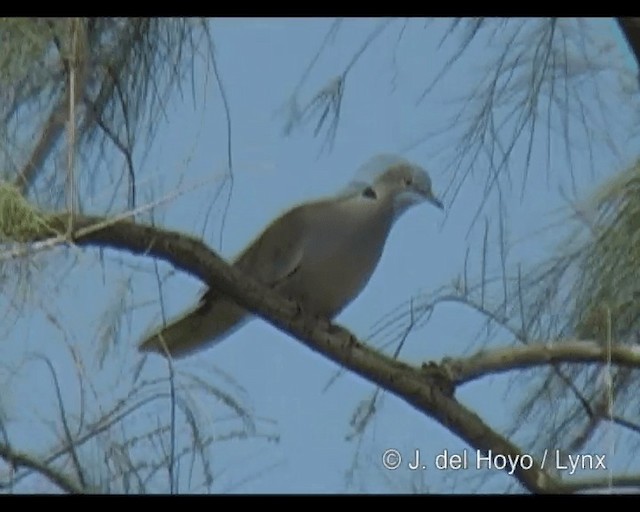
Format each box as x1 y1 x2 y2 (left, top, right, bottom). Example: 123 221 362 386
233 204 309 285
138 153 441 360
138 204 310 359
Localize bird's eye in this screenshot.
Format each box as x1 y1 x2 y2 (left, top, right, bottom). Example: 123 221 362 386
404 177 413 187
362 186 377 199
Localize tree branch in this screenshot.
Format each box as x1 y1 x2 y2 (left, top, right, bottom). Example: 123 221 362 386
13 90 68 195
617 17 640 71
560 474 640 493
0 442 85 494
443 341 640 386
22 212 571 493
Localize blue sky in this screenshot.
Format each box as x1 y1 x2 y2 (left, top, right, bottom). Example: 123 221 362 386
2 18 640 494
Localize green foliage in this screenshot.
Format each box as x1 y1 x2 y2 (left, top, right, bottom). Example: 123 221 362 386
0 18 59 88
574 160 640 344
0 180 51 242
0 18 213 206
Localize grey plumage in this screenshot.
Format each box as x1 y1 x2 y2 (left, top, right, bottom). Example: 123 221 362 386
138 154 443 359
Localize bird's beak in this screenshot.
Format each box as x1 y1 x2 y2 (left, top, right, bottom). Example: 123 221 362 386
423 189 444 210
428 194 444 210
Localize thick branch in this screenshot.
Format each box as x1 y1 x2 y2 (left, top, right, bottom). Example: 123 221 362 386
561 474 640 493
14 92 68 195
31 213 567 493
618 18 640 71
0 442 84 494
444 341 640 386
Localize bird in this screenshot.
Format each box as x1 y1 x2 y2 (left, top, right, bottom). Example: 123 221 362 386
138 154 443 359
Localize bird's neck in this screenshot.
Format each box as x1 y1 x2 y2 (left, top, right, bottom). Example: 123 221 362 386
337 193 396 239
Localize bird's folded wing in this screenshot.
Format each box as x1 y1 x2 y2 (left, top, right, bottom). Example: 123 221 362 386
138 205 309 358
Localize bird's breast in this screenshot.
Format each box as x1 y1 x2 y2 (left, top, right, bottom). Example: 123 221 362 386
279 206 392 318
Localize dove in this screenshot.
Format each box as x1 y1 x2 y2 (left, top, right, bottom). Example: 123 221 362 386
139 154 443 358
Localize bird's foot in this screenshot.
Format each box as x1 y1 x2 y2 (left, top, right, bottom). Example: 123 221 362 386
421 361 456 397
322 319 343 336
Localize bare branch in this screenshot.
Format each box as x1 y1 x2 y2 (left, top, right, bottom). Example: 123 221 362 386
36 355 88 489
617 17 640 70
0 442 85 494
561 474 640 493
12 212 569 493
444 340 640 386
13 91 67 195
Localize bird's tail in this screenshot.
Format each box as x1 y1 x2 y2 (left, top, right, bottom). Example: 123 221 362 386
138 297 249 359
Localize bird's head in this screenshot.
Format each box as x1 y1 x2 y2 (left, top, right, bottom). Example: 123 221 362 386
351 154 443 219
